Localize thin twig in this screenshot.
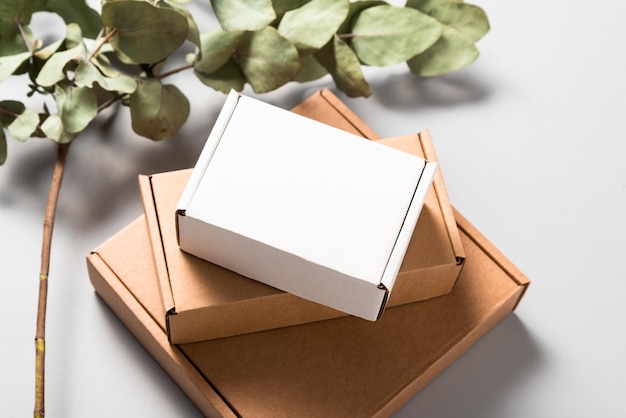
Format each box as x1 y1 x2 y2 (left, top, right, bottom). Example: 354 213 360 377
157 62 194 80
89 28 117 62
16 19 34 55
34 142 71 418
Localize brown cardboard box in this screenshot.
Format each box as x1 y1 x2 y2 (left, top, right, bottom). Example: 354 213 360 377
87 208 529 417
139 90 465 343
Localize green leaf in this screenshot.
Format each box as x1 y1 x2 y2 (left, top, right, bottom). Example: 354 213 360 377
271 0 311 20
0 125 6 165
407 3 489 76
211 0 275 31
194 59 246 93
40 114 78 144
406 0 463 13
407 26 477 76
64 22 83 48
337 0 386 34
74 61 137 94
45 0 102 39
0 51 30 83
351 5 442 66
7 107 38 141
61 86 97 133
0 100 25 125
428 2 489 43
194 29 245 74
235 27 301 93
158 0 201 48
0 18 30 56
278 0 348 51
101 0 188 64
293 54 327 82
35 44 85 87
129 79 190 140
0 0 44 23
314 35 370 97
33 39 64 60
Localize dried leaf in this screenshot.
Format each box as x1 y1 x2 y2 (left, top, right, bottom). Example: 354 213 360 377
35 44 85 87
278 0 348 50
195 59 246 93
74 61 137 94
406 0 463 13
7 107 38 141
61 86 97 133
211 0 275 31
194 29 245 74
314 35 370 97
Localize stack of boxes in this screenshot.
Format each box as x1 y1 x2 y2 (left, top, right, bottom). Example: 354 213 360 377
87 89 529 417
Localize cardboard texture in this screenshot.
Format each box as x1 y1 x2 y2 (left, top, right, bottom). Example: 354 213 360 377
176 92 438 320
87 209 529 417
140 90 465 343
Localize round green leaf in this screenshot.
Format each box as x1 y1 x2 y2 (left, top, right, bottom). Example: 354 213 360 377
129 79 190 140
407 26 479 76
0 51 30 83
43 0 102 39
314 35 371 97
406 0 463 14
337 1 386 34
61 86 97 133
211 0 276 31
74 61 137 94
194 59 246 93
194 29 245 74
0 18 30 56
40 114 78 144
351 5 442 66
35 44 85 87
272 0 312 20
0 100 25 125
235 27 301 93
157 0 201 48
7 107 38 142
0 126 7 165
293 54 328 82
101 1 189 64
428 3 490 43
278 0 349 51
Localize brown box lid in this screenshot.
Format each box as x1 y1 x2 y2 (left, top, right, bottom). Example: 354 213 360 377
140 90 465 343
87 207 529 417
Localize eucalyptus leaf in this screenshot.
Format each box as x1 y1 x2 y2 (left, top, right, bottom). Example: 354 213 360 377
407 26 478 76
194 29 245 74
40 113 78 144
33 39 64 61
101 1 188 64
428 2 489 43
64 23 83 49
236 27 301 93
0 51 30 83
45 0 102 39
158 0 201 48
7 107 38 141
293 54 327 82
351 5 442 66
194 59 246 93
0 0 43 23
337 0 385 34
61 86 97 133
406 0 463 13
0 100 26 125
74 61 137 94
129 79 190 140
35 44 85 87
314 35 371 97
0 18 30 56
211 0 275 31
278 0 348 50
272 0 311 20
0 125 6 165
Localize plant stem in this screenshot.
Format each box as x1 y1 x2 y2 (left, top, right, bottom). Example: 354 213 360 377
34 142 71 418
158 62 194 80
89 28 117 62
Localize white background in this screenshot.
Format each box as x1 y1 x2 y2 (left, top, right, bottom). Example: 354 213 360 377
1 0 625 416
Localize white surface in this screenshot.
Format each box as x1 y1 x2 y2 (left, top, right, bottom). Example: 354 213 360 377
179 93 432 320
1 0 625 417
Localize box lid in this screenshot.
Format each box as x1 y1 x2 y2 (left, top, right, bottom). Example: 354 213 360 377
176 92 437 320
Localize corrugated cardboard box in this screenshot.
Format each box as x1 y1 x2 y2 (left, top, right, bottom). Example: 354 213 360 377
176 91 438 321
139 90 465 343
87 208 529 417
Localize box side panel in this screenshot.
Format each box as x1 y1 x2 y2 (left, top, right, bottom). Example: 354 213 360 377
178 214 386 321
86 253 236 418
139 174 174 313
419 130 466 264
387 263 460 306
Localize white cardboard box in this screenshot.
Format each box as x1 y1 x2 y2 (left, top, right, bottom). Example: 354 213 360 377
176 92 437 320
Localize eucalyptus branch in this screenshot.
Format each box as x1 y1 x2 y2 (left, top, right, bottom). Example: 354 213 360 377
34 142 71 418
16 19 34 55
89 28 117 62
157 62 194 80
